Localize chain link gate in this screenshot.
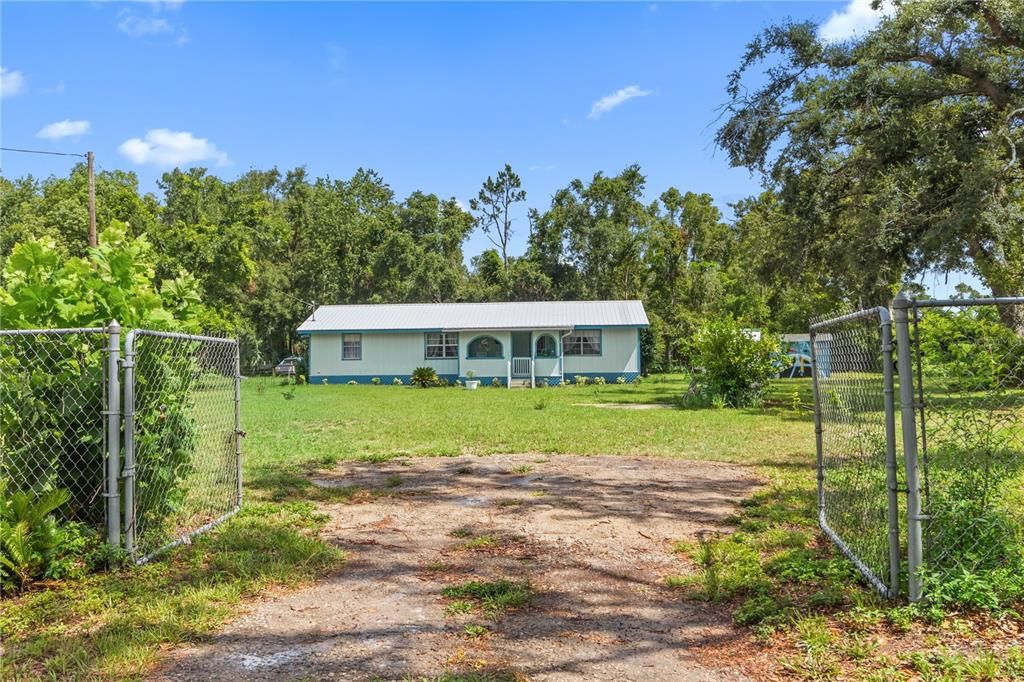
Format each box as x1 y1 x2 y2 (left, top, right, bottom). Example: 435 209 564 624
1 323 241 563
810 308 900 598
124 330 242 563
813 296 1024 602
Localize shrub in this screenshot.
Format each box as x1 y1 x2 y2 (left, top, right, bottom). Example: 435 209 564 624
616 376 626 384
392 377 404 385
346 380 358 385
691 316 780 407
491 377 502 387
371 377 381 385
592 376 606 386
917 306 1024 389
321 378 329 385
0 487 72 591
466 370 477 380
0 227 211 535
574 375 587 386
411 366 439 388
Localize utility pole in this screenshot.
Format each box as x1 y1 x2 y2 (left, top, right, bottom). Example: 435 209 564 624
87 151 97 247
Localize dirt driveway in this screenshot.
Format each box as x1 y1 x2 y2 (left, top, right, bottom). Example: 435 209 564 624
155 454 760 681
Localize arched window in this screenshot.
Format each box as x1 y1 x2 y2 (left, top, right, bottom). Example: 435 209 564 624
535 335 557 358
467 336 503 359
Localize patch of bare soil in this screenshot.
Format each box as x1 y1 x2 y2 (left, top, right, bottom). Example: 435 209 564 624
153 455 759 681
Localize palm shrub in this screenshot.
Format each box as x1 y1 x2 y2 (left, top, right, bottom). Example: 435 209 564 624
411 366 439 388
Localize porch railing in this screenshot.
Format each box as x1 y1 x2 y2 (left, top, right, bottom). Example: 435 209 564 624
511 357 532 377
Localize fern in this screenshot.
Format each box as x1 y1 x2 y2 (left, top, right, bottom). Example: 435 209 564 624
0 485 72 591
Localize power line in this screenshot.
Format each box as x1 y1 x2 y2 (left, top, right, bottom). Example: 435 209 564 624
0 146 86 158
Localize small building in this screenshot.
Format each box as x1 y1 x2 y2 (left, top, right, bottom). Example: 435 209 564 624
297 300 649 386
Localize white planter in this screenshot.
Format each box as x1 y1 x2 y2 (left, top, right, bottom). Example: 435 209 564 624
465 380 480 390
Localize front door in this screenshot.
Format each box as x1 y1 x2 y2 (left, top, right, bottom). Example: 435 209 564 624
511 332 531 376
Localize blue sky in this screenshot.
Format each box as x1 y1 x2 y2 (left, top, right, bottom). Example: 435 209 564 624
0 0 978 295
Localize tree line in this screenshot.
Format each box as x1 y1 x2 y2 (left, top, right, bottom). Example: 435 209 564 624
1 1 1021 367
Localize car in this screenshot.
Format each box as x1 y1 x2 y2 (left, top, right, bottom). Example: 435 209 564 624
273 356 303 376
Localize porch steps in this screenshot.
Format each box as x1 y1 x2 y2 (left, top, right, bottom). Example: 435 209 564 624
508 378 534 388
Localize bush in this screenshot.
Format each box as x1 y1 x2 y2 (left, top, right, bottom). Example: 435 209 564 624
491 377 502 387
616 376 626 384
574 375 588 386
371 377 381 385
392 377 404 385
691 316 780 407
0 487 73 592
411 366 439 388
346 380 358 385
917 307 1024 390
0 227 211 535
592 376 606 386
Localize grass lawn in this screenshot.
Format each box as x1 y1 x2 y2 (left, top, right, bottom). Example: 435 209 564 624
3 374 1020 680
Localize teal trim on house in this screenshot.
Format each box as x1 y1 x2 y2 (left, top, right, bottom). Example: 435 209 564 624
563 329 603 357
315 374 459 385
465 335 504 359
423 331 459 360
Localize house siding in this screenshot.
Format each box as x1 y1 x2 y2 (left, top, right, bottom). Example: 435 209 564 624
562 328 638 376
307 326 641 384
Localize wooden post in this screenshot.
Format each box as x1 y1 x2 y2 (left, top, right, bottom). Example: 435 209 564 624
87 151 97 247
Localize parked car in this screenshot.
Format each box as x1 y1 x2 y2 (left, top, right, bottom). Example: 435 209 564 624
273 356 303 376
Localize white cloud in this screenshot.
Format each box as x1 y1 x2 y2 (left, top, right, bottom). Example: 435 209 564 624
1 67 26 97
37 120 91 140
118 129 229 167
588 85 654 120
43 81 66 95
819 0 893 43
118 14 173 37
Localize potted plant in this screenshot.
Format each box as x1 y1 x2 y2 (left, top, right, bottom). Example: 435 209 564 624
464 370 479 390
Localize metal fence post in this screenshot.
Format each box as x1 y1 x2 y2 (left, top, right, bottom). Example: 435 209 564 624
878 308 902 597
234 340 243 508
809 331 826 528
104 320 122 551
122 330 137 555
893 292 923 601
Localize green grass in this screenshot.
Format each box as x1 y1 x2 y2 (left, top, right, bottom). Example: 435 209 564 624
0 502 343 681
441 579 533 618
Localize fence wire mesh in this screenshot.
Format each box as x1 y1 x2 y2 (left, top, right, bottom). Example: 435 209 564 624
911 300 1024 589
0 329 109 529
129 331 240 562
811 309 898 597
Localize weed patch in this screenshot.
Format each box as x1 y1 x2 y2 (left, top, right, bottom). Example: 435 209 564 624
442 579 533 617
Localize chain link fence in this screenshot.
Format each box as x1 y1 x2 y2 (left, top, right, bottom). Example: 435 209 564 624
810 308 900 598
813 296 1024 602
910 299 1024 595
125 330 242 563
0 328 111 529
1 324 241 562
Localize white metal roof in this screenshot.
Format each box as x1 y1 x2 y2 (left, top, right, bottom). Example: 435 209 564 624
297 300 648 333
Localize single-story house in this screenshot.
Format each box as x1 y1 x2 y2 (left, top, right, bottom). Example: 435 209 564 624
297 300 649 386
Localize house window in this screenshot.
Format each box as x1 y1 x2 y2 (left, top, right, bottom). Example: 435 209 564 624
425 332 458 358
564 330 601 356
342 334 361 360
535 335 558 358
467 336 502 359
